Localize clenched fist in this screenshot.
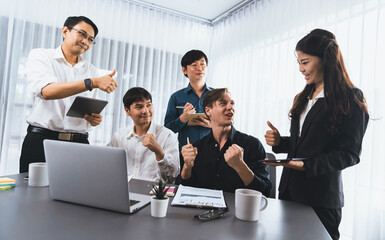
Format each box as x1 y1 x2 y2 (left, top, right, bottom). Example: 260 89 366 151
181 143 198 170
142 134 164 161
224 144 244 170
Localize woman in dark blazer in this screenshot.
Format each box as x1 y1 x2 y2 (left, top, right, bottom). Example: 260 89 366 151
264 29 369 240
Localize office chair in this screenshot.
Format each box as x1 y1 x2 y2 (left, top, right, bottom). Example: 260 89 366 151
266 152 276 198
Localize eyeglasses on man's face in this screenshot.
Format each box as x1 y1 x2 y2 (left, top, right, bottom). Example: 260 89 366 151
69 28 95 45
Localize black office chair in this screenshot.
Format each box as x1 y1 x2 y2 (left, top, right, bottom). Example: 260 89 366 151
266 153 276 198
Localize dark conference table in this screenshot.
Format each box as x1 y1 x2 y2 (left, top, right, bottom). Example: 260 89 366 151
0 173 330 240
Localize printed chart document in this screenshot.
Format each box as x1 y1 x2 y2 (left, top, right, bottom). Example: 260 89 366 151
171 185 227 208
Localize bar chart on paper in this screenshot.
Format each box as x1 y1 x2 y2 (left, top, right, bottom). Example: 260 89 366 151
171 185 226 208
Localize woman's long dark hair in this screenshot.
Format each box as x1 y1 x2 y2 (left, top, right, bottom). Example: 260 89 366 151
290 29 368 134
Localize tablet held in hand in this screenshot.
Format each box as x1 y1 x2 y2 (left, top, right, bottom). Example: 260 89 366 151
258 158 308 163
66 96 108 118
187 113 209 126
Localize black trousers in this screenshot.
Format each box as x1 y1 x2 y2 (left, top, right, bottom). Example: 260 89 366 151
279 191 341 240
313 207 342 240
19 127 89 173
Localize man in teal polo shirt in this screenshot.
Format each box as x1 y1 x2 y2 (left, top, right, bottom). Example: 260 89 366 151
164 50 213 173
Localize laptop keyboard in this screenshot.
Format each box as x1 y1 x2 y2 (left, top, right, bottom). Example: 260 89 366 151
129 199 140 206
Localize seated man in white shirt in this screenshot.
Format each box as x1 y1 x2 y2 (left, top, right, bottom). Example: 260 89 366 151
108 87 180 183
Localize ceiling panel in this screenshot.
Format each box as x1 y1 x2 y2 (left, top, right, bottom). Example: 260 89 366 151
138 0 247 21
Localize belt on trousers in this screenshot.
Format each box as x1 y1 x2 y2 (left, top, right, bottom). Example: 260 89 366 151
27 125 88 141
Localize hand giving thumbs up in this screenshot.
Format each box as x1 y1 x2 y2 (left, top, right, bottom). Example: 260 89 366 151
264 121 281 146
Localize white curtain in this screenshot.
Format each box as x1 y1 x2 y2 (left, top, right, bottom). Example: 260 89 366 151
209 0 384 239
0 0 211 174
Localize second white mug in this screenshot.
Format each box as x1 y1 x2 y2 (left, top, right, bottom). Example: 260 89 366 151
28 162 49 187
235 188 268 221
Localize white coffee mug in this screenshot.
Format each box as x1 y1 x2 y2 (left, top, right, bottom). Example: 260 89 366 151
28 162 49 187
235 189 268 221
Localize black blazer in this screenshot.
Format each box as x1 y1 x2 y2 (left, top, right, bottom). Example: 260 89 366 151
273 89 369 208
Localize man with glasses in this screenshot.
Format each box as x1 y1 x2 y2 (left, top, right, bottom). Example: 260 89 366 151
19 16 118 173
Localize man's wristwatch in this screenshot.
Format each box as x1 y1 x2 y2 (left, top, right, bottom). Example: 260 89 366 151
84 78 92 91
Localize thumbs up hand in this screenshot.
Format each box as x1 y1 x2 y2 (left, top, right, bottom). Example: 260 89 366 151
264 121 281 146
92 69 118 93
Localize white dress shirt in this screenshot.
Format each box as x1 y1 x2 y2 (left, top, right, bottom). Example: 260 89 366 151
107 121 180 182
26 46 106 133
299 89 324 136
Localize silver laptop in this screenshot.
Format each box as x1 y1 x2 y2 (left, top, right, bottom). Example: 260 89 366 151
43 139 150 213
